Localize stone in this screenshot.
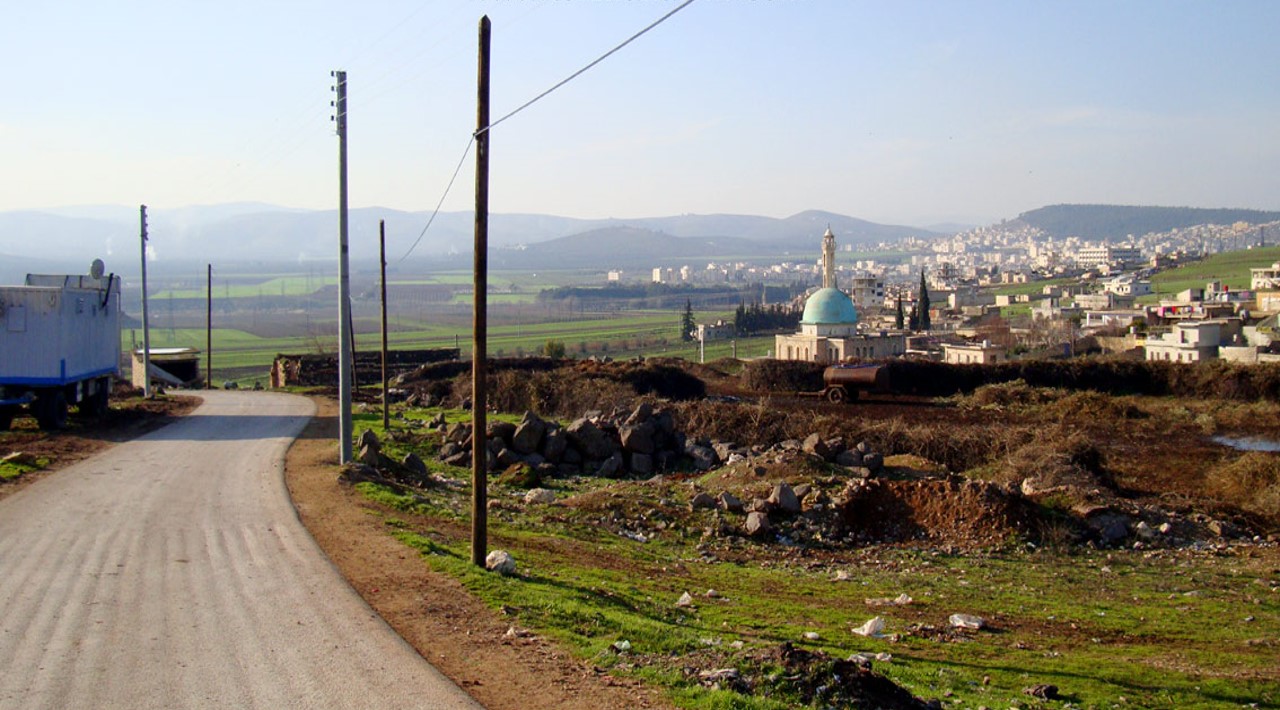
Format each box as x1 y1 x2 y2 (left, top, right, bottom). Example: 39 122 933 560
629 452 654 476
511 411 547 455
401 452 428 479
1089 513 1130 545
745 511 772 537
718 492 744 513
835 450 864 467
856 441 871 454
802 433 832 461
562 447 582 465
495 447 522 468
1023 684 1059 700
485 550 516 575
499 463 540 489
675 591 695 608
443 451 470 467
712 441 738 462
597 451 624 478
948 613 986 630
488 421 517 446
566 418 617 460
1134 521 1157 541
357 443 381 467
524 488 556 505
690 492 717 510
792 483 812 500
625 402 654 426
539 427 566 461
357 429 381 454
768 483 801 515
445 422 471 445
439 442 462 459
620 423 656 455
522 452 547 467
686 444 718 471
861 452 884 471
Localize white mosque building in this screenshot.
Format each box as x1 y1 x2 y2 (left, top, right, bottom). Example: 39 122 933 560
774 228 906 363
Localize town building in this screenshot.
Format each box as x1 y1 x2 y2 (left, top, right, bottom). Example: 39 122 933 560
1144 319 1242 363
942 342 1008 365
1251 262 1280 290
774 228 905 363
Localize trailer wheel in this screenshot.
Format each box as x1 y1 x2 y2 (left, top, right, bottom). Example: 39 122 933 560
0 406 14 432
34 391 68 430
78 379 110 418
825 387 847 404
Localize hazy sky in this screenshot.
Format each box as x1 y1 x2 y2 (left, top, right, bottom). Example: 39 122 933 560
3 0 1278 227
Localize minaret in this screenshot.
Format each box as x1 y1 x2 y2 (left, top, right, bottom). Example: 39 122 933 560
821 226 836 289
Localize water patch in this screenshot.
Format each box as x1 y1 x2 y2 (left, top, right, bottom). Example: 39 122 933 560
1211 435 1280 453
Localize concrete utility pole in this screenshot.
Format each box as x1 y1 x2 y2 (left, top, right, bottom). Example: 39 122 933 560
334 69 353 464
206 263 212 389
380 220 389 431
139 205 151 399
471 16 491 568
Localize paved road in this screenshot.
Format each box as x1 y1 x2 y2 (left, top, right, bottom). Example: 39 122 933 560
0 390 482 709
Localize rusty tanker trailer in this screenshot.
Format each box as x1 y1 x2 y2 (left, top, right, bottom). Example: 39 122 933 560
820 363 891 403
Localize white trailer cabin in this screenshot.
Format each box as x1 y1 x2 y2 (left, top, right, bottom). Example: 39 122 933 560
0 262 121 430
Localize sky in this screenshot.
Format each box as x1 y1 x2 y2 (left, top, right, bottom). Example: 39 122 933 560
3 0 1279 228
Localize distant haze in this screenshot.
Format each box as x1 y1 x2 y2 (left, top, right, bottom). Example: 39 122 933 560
1 2 1278 227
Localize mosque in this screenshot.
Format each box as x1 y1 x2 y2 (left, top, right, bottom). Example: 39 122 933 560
774 228 906 363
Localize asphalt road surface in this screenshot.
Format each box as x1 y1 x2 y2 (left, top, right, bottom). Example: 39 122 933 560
0 390 482 709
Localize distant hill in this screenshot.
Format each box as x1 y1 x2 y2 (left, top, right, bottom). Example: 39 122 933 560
0 205 940 268
1013 204 1280 241
488 226 777 270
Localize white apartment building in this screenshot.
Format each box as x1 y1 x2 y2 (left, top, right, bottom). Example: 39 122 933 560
1075 245 1142 269
1251 262 1280 290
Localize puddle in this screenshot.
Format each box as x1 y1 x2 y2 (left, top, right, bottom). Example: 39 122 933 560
1211 435 1280 453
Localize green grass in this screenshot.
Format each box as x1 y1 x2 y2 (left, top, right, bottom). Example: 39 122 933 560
0 454 50 481
352 456 1280 709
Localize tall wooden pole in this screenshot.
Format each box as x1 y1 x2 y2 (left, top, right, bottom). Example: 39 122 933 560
139 205 151 399
206 263 212 389
379 219 390 431
471 15 491 568
335 69 353 464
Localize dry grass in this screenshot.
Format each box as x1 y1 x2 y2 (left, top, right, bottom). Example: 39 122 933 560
1207 452 1280 519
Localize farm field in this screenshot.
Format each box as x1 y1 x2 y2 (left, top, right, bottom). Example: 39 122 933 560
130 307 759 384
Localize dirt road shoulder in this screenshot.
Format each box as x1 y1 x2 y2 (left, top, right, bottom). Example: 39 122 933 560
284 398 671 710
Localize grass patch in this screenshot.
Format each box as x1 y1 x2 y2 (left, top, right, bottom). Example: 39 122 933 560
353 473 1280 709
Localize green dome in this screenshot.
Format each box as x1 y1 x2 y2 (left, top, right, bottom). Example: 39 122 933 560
801 287 858 325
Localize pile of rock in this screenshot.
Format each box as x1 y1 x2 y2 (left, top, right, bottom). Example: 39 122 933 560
432 403 689 480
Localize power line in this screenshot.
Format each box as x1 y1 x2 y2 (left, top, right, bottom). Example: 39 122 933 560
401 0 698 260
399 136 475 262
479 0 697 136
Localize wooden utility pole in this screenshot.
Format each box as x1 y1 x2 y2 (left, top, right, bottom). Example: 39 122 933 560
334 69 353 464
206 263 212 389
471 15 491 568
139 205 151 399
380 219 390 431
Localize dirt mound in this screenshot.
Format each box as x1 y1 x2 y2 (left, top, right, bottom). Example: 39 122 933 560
738 643 938 709
840 477 1039 548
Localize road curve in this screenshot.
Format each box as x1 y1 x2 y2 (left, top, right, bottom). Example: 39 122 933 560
0 390 482 709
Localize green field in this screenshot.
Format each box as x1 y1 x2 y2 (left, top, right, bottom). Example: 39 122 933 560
1145 245 1280 300
130 306 760 384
